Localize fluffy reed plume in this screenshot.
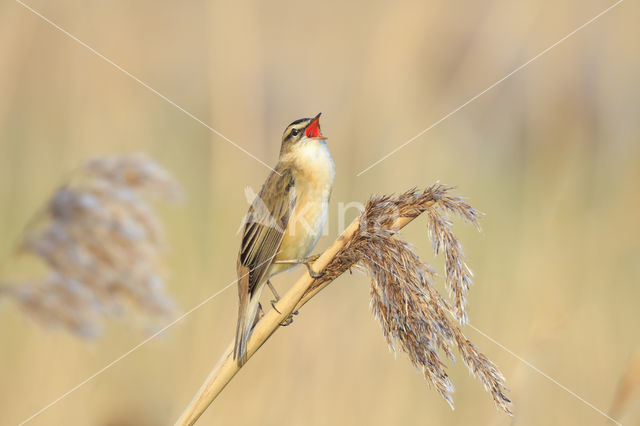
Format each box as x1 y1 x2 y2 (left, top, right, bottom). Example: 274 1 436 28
309 187 511 412
0 154 182 337
177 185 511 425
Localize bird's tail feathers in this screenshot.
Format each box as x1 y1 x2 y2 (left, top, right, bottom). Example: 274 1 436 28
234 287 263 366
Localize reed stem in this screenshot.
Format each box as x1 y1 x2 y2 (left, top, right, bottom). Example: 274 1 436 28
175 209 427 425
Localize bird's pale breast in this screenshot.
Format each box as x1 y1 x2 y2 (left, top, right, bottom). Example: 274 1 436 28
272 140 335 275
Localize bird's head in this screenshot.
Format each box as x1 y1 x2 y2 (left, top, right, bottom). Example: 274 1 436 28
280 113 326 156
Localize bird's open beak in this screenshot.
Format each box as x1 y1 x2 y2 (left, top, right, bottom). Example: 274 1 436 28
305 113 326 139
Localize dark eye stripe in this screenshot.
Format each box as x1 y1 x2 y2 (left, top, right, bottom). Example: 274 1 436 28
286 126 304 140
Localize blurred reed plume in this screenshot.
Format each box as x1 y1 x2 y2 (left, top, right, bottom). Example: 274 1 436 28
0 154 182 337
178 185 511 424
308 186 511 413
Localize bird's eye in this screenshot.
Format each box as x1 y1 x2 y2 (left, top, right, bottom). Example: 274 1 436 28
290 128 299 137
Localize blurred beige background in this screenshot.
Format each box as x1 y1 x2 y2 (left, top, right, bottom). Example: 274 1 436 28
1 0 639 425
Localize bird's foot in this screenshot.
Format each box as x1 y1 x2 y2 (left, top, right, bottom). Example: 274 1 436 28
302 254 323 278
273 255 324 278
279 310 299 327
268 280 285 315
268 288 299 326
270 299 298 326
304 260 324 279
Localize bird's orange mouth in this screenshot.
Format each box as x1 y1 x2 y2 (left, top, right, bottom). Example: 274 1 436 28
305 113 323 139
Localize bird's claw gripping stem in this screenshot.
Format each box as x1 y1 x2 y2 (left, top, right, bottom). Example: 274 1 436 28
270 299 298 326
273 254 325 279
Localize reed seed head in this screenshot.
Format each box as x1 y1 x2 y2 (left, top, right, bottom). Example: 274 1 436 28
2 154 182 337
308 185 511 413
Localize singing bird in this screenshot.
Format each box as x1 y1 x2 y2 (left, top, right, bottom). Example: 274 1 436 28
234 113 335 366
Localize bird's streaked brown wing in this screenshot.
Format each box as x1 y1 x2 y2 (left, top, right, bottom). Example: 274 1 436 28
234 167 295 364
238 167 295 293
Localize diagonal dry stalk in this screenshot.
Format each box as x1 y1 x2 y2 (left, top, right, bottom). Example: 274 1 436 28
176 185 511 425
175 219 362 426
608 348 640 421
